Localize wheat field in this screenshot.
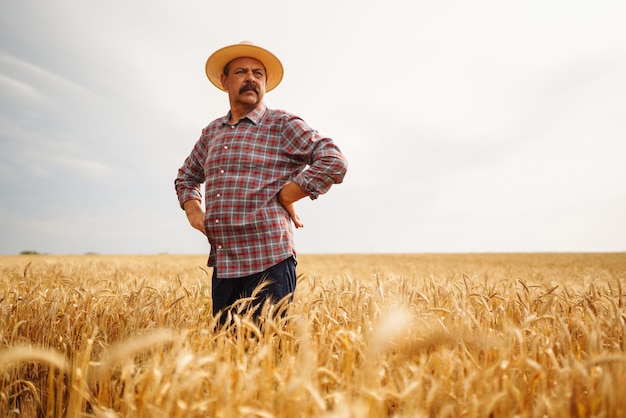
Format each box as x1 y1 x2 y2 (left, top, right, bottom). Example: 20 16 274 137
1 253 625 417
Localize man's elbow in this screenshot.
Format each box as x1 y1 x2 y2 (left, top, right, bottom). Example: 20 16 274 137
332 154 348 184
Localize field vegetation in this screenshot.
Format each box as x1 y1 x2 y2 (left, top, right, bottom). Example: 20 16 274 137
1 253 625 417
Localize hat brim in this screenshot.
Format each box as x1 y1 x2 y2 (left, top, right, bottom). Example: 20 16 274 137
205 43 284 92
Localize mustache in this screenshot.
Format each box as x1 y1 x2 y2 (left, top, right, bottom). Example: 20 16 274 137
239 82 259 94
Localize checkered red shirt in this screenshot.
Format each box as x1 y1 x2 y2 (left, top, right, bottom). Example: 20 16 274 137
175 103 347 278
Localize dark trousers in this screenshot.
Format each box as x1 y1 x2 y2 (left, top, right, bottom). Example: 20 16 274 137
211 256 297 326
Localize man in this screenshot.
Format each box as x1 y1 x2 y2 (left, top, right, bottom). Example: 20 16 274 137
175 41 347 325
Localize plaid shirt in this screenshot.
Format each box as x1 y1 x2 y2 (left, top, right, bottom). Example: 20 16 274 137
175 103 347 278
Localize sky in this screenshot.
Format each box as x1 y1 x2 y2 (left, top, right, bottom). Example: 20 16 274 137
1 0 625 255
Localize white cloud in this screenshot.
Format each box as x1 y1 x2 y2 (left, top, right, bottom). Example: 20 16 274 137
0 72 43 102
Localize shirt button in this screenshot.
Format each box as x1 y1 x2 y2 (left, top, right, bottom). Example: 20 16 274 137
217 245 222 249
230 125 235 129
216 193 221 198
214 219 219 224
224 146 228 150
220 169 224 174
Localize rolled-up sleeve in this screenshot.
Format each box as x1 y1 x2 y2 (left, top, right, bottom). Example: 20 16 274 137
282 116 348 200
175 135 207 208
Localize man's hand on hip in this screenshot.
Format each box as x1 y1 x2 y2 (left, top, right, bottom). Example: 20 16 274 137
278 181 307 228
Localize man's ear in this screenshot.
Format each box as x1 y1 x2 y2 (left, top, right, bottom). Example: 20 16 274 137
220 73 228 90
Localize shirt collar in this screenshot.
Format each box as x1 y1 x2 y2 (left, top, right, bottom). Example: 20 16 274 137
222 102 267 126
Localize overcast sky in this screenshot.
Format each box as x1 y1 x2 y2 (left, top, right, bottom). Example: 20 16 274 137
1 0 625 255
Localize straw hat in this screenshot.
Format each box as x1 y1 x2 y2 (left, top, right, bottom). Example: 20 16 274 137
205 41 284 92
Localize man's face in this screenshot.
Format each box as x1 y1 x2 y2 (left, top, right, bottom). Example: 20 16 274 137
221 57 267 106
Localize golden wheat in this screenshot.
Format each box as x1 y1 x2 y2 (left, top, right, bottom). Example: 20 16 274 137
1 253 624 417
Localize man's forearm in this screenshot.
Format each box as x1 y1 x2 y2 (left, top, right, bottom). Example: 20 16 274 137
183 199 203 215
278 182 306 228
183 199 206 235
278 181 307 205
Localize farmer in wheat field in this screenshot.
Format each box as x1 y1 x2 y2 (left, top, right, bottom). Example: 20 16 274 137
175 41 347 326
